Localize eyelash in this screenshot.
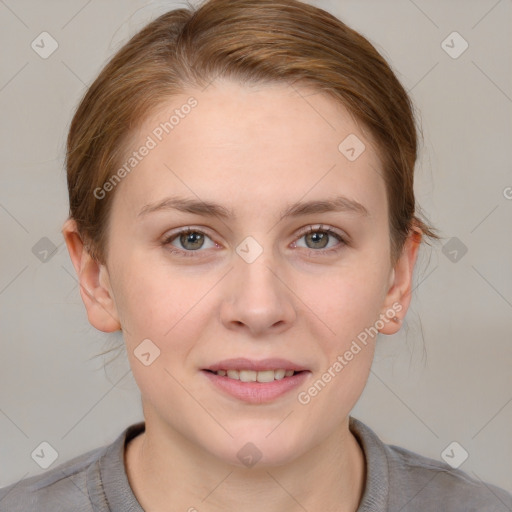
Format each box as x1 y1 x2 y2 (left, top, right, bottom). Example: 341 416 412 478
162 225 347 258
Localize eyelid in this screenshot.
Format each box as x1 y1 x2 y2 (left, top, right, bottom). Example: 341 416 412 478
291 224 348 253
162 225 220 248
162 224 348 256
295 224 348 242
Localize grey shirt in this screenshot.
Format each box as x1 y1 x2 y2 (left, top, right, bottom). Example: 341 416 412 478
0 417 510 511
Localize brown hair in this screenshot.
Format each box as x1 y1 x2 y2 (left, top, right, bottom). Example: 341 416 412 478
65 0 439 267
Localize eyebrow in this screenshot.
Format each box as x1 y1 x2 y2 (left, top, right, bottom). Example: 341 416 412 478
137 194 369 220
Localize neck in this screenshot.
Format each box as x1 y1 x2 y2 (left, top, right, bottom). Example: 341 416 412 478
125 416 366 512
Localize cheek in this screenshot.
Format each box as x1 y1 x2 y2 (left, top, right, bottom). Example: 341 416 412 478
113 249 193 328
295 255 389 346
291 264 385 424
113 257 216 365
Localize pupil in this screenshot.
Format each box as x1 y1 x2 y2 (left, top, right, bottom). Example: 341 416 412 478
182 232 203 250
307 231 328 249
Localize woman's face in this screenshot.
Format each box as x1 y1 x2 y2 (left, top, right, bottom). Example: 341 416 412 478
76 79 417 466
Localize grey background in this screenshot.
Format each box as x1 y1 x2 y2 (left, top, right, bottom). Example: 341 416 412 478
1 0 511 495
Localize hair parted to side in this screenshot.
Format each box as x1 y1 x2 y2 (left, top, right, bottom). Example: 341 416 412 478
65 0 439 268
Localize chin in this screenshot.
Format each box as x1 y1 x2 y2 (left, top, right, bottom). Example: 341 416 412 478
212 431 305 470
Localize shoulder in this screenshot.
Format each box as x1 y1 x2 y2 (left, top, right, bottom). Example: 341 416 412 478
349 417 512 512
0 441 108 512
385 442 512 512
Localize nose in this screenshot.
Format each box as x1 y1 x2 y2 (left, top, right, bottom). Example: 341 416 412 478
219 250 297 337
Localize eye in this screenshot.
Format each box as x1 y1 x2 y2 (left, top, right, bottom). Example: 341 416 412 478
293 225 347 255
162 227 218 257
162 224 347 259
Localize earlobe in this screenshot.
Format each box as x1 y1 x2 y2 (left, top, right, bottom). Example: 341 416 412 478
61 218 121 333
378 228 422 335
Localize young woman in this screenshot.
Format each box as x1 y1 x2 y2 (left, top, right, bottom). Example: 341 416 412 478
1 0 510 510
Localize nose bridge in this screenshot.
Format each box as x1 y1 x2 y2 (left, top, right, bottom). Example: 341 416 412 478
236 248 279 299
221 235 296 333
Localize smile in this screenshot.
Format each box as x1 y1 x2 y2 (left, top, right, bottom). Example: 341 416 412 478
208 369 297 382
201 358 310 403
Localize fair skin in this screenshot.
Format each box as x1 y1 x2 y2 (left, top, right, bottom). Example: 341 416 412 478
63 79 420 512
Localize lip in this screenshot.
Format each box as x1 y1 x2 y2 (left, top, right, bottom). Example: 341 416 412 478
202 369 310 405
204 357 308 372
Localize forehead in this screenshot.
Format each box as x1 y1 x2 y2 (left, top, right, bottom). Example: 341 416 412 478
111 80 387 221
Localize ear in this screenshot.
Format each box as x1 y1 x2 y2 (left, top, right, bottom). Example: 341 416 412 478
378 228 422 335
61 218 121 332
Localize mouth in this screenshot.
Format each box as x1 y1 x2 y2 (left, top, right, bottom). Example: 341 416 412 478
203 368 303 382
201 358 310 404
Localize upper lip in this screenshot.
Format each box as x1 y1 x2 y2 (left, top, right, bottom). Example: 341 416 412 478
204 358 309 372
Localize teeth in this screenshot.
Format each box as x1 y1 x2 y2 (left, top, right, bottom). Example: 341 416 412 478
215 369 296 381
239 370 257 382
227 370 239 379
256 370 274 383
274 369 286 380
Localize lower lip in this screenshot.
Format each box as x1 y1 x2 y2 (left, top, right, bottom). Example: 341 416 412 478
202 370 310 404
